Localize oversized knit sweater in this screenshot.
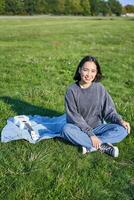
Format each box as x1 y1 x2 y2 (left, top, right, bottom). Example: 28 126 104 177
65 82 122 136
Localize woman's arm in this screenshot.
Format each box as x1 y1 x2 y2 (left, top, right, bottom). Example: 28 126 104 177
102 88 131 133
102 89 123 124
120 120 131 134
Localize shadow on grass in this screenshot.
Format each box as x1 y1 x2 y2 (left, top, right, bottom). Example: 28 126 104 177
0 96 62 116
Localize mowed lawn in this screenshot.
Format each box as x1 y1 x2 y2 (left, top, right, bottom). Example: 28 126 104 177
0 16 134 200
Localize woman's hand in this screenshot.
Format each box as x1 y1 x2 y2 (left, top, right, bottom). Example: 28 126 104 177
121 120 131 134
90 135 102 149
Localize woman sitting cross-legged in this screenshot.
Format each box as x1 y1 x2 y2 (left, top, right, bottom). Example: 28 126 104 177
62 55 130 157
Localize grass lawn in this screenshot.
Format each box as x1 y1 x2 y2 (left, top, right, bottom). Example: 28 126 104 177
0 15 134 200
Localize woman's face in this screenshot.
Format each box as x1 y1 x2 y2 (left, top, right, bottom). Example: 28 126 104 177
79 61 97 84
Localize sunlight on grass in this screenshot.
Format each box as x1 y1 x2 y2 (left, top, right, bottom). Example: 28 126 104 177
0 16 134 200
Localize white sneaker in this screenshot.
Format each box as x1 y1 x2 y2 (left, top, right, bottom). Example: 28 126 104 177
82 147 90 155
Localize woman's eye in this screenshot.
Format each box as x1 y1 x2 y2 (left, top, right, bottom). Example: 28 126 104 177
92 70 96 73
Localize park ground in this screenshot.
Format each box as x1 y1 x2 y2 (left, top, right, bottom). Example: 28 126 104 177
0 16 134 200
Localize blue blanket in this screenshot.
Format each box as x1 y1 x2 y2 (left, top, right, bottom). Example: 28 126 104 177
1 114 66 144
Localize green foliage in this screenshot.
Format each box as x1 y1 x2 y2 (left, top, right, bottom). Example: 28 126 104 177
124 4 134 13
0 16 134 200
90 0 122 16
98 0 111 16
0 0 5 14
64 0 83 15
34 0 48 14
80 0 91 16
24 0 36 15
48 0 65 15
0 0 129 16
5 0 25 15
90 0 100 15
55 0 65 14
107 0 122 16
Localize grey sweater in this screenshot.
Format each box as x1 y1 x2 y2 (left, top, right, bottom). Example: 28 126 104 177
65 82 122 137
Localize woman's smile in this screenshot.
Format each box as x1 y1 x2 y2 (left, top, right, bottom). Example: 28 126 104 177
79 61 97 87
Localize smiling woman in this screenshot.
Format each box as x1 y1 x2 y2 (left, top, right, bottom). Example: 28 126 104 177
62 55 131 157
79 62 97 88
76 56 101 88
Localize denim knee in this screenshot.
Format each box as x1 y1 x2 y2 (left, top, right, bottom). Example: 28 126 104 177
115 124 128 137
62 123 78 135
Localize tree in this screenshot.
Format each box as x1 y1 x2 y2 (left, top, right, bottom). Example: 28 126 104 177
34 0 48 14
89 0 100 16
80 0 91 15
24 0 36 15
98 0 110 16
124 4 134 13
5 0 25 14
65 0 82 15
0 0 5 14
107 0 122 16
55 0 65 14
48 0 65 14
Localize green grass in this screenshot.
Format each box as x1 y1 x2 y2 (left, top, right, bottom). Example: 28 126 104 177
0 16 134 200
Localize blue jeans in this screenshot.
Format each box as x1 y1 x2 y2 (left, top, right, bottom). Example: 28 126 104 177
62 123 128 151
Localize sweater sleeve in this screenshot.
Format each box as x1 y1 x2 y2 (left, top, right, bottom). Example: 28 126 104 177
65 89 95 137
102 88 123 125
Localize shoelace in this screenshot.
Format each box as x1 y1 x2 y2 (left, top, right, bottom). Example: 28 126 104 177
100 144 114 155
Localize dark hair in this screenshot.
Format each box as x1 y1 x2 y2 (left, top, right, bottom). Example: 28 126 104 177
73 55 103 82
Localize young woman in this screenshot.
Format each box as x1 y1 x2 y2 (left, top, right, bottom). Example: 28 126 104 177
62 55 130 157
